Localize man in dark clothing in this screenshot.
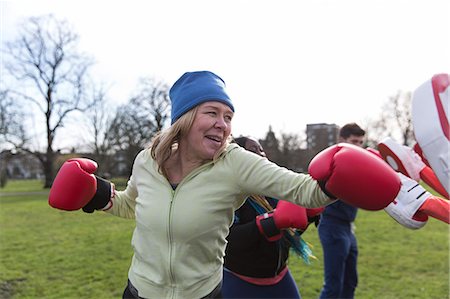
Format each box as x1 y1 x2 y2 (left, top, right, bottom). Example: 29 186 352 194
318 123 366 299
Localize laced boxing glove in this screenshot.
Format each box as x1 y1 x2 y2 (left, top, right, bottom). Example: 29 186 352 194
256 200 308 241
308 143 401 211
412 73 450 196
48 158 114 212
384 173 430 229
378 137 449 199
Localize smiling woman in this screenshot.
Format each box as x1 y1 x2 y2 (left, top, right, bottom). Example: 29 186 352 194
48 70 403 299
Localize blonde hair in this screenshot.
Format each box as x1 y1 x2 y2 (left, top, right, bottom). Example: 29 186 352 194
150 106 232 176
250 195 274 212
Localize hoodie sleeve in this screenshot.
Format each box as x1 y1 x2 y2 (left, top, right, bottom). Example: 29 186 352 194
227 145 334 209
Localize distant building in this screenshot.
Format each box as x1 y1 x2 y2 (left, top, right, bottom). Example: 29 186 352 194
1 150 44 179
306 123 339 152
3 123 341 179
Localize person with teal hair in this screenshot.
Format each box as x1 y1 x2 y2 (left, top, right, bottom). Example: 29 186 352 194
222 136 323 299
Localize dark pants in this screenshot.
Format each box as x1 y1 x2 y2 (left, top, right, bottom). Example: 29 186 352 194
122 279 222 299
221 269 301 299
318 221 358 299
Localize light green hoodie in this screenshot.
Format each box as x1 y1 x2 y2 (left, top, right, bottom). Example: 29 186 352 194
107 143 332 299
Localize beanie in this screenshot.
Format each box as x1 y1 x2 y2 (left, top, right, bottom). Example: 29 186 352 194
169 71 234 124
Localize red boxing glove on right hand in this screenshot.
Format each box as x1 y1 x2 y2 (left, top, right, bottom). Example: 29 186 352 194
256 200 308 241
308 143 401 211
273 200 308 230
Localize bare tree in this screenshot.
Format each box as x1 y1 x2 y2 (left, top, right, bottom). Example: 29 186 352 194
2 14 99 187
106 77 170 176
78 85 117 176
0 89 27 148
0 90 27 187
260 126 281 163
259 127 311 172
277 132 303 168
366 91 414 147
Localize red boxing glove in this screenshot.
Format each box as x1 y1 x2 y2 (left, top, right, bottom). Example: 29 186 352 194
256 200 308 241
274 200 309 230
365 147 382 159
308 143 401 211
49 158 113 212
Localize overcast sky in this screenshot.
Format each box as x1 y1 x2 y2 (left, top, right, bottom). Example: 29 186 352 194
2 0 450 142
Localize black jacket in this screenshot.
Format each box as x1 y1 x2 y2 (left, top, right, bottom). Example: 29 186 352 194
224 198 291 278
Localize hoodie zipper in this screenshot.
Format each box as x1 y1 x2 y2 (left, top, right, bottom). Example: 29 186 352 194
166 161 214 297
167 186 176 290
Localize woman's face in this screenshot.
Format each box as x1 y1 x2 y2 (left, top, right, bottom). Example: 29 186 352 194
184 101 234 161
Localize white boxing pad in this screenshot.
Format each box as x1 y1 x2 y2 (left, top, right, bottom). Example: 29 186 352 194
384 173 429 230
412 73 450 195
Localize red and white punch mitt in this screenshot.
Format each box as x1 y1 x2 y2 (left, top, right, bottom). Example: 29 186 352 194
413 143 431 168
384 173 429 229
412 73 450 195
378 137 449 199
378 137 426 182
308 143 401 211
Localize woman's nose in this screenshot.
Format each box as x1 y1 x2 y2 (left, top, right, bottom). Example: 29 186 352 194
215 117 228 129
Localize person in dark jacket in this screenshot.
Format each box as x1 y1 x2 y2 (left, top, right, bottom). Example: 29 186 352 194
222 136 323 299
318 123 366 299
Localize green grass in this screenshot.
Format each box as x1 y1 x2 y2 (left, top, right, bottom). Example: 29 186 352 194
0 179 47 193
0 180 449 298
291 212 449 299
0 178 129 193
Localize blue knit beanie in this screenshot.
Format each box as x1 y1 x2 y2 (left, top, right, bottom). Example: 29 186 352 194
169 71 235 124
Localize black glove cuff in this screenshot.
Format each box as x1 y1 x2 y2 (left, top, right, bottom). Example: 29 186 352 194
82 176 111 213
260 217 280 237
308 215 321 227
318 180 337 200
256 214 282 241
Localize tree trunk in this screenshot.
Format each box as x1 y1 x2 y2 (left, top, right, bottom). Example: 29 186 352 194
43 149 54 188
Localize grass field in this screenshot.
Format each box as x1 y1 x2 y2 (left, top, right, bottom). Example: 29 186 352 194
0 179 449 299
